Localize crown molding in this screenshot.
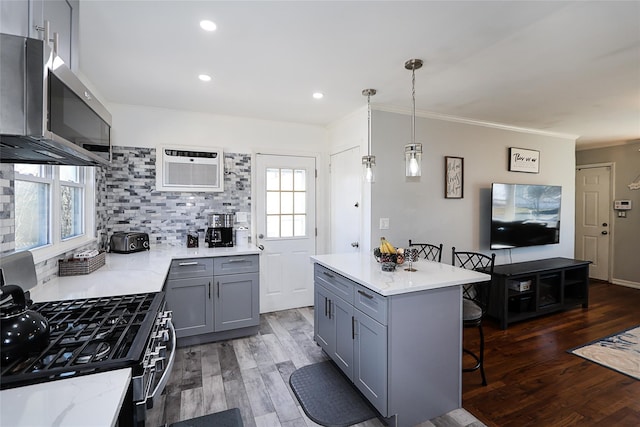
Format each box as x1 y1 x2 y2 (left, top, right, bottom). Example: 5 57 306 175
372 104 578 141
575 139 640 151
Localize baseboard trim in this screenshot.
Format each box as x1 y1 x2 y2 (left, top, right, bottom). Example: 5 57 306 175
176 325 259 348
611 278 640 289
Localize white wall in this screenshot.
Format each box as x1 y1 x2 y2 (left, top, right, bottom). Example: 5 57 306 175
108 103 578 265
108 103 331 254
370 110 577 265
110 103 327 152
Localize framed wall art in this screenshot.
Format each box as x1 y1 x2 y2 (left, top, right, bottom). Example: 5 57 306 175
445 156 463 199
509 147 540 173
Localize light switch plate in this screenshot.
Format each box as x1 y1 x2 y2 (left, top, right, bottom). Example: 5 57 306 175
379 218 390 229
236 212 248 223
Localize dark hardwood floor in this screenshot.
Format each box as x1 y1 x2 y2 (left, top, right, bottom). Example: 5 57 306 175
462 281 640 427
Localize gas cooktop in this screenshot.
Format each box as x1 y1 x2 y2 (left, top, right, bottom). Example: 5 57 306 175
0 292 163 390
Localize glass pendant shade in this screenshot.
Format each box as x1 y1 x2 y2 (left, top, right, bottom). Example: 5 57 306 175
405 143 422 177
362 155 376 182
404 58 423 177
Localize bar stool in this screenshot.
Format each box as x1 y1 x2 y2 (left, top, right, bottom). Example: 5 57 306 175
452 247 495 386
408 240 443 262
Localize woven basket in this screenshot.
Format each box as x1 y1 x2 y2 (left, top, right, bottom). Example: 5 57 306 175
58 251 106 276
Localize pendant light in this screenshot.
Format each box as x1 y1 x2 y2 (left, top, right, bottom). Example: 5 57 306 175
362 88 377 182
404 58 423 177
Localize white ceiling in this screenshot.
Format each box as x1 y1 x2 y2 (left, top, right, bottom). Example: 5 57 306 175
78 1 640 147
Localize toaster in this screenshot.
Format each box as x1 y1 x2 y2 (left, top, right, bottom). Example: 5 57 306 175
109 232 150 254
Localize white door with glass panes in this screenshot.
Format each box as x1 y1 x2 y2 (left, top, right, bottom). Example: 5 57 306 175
256 154 316 313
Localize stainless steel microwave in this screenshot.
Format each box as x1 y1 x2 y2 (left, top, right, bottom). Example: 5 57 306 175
0 33 112 166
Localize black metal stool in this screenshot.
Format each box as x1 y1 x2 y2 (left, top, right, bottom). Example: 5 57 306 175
452 247 495 386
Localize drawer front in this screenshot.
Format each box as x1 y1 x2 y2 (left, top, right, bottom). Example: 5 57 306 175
168 258 214 280
214 255 259 275
314 264 354 304
354 283 388 325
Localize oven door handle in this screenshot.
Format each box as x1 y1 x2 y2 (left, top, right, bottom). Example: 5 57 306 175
146 319 177 408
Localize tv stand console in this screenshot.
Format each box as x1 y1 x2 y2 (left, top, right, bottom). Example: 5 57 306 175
488 257 590 329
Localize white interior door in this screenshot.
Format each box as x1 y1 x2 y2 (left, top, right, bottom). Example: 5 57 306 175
256 154 316 312
575 166 611 280
330 147 362 253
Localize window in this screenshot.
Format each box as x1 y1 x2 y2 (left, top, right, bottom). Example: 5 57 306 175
265 167 307 238
14 164 95 257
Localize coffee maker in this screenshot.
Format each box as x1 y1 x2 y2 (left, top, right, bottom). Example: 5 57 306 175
206 213 234 247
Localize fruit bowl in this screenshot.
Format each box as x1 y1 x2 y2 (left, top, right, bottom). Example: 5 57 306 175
381 262 396 272
373 247 397 263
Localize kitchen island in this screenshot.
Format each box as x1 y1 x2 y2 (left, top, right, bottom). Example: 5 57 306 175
1 245 259 427
311 253 490 427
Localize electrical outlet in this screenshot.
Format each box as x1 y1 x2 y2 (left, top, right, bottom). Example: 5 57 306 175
236 212 248 223
379 218 390 229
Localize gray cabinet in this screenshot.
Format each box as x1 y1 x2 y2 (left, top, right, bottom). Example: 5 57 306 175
315 283 354 377
0 0 77 69
314 262 462 427
165 258 214 338
0 0 29 37
313 264 387 415
213 256 260 331
353 309 387 412
166 255 260 344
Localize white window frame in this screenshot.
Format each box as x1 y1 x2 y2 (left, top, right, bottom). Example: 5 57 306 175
14 165 96 264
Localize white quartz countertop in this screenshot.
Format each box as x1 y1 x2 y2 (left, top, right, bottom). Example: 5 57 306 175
3 244 260 426
30 245 260 302
311 252 491 296
1 369 131 427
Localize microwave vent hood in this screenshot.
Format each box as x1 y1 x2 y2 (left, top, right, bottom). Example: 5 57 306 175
0 33 111 166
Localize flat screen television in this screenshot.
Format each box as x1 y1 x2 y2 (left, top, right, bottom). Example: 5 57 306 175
490 183 562 249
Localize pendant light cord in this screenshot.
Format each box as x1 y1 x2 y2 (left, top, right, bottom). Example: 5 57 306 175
411 67 416 145
367 92 372 156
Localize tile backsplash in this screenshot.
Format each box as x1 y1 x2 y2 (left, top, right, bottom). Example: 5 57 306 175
0 146 252 284
105 146 251 245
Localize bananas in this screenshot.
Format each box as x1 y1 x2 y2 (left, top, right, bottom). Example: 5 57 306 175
379 237 396 254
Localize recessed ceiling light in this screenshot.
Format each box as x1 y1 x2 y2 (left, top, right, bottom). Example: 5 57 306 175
198 74 212 82
313 92 324 99
200 20 217 32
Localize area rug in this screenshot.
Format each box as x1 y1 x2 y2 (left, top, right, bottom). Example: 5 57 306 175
289 361 377 427
569 325 640 380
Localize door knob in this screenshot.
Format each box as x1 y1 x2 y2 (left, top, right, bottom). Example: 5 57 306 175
601 231 608 235
351 242 359 248
354 202 359 208
258 234 264 239
602 223 608 227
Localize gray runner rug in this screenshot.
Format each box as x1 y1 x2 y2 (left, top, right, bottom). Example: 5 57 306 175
289 361 378 427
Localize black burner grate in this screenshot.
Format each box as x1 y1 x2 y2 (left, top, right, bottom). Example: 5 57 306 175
0 292 163 390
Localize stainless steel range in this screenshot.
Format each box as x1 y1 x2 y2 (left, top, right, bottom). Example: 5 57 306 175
0 291 175 426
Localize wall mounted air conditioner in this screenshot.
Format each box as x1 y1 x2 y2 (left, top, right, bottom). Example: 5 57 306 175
156 146 224 192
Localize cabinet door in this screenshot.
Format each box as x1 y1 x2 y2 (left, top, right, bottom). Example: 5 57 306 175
314 284 354 378
0 0 29 37
166 277 214 338
314 285 334 353
332 295 355 379
354 310 388 415
214 272 259 331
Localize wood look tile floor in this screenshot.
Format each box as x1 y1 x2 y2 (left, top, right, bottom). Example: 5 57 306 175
147 307 484 427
